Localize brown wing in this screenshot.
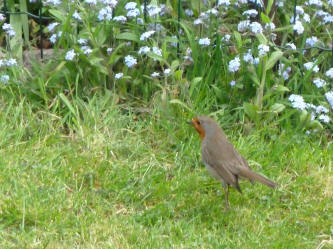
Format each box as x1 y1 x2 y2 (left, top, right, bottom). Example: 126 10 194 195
205 133 274 187
209 134 248 173
202 143 242 192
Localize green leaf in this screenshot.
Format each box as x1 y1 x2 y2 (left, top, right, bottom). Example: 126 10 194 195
169 99 193 113
275 85 290 92
274 26 293 32
165 36 178 44
95 28 107 46
190 0 201 13
174 70 183 80
270 103 285 113
266 50 283 71
236 83 244 89
171 60 179 70
10 14 23 61
243 102 259 121
308 120 323 130
116 32 139 42
108 42 126 64
50 60 66 74
89 57 104 65
191 77 202 85
189 77 203 96
147 52 168 65
59 93 76 117
266 0 274 16
247 67 260 86
299 110 310 126
249 74 260 87
256 33 267 44
150 0 158 5
212 85 222 96
233 31 242 48
88 57 108 75
260 13 271 23
49 9 66 22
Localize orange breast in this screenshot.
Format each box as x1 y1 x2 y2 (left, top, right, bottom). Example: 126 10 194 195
192 118 205 139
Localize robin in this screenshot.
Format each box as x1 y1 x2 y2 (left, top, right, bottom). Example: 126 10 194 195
188 116 277 210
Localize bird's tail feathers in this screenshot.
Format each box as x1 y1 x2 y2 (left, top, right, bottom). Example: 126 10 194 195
239 168 277 188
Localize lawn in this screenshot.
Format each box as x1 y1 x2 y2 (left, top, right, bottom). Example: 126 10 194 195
0 95 331 248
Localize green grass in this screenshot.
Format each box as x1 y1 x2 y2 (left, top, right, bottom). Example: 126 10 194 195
0 94 332 249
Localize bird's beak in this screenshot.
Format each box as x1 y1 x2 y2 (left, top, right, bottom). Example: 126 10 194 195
187 120 193 126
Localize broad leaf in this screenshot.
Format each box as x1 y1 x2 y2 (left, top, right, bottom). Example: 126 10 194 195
275 85 290 92
266 51 283 71
116 32 139 42
233 31 242 48
170 99 193 113
260 12 271 23
243 102 259 121
270 103 285 113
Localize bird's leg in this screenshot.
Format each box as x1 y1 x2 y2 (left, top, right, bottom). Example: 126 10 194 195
222 183 230 211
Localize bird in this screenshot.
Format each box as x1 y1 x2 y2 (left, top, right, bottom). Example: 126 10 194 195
188 116 277 210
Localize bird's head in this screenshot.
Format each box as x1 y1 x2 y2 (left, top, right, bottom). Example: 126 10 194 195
187 116 219 139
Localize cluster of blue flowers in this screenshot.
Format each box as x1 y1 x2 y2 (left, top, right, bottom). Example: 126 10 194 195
0 0 332 128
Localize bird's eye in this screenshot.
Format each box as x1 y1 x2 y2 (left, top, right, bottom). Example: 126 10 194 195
197 121 201 125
